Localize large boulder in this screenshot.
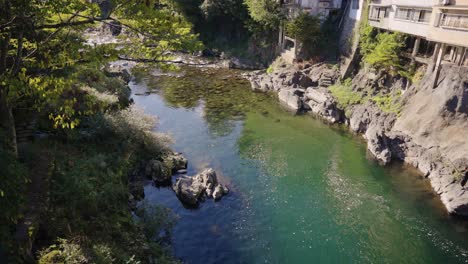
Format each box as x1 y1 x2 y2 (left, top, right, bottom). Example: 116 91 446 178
305 88 343 123
163 152 188 173
365 126 392 165
278 89 303 111
172 168 229 206
172 176 204 206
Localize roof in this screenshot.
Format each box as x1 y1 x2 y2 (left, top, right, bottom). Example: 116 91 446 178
369 3 391 7
394 5 433 10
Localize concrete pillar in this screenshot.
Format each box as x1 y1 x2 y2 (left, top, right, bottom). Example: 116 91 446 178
429 42 441 72
455 47 464 65
449 46 455 62
461 48 467 66
412 37 421 57
433 43 447 89
278 21 284 51
293 37 298 61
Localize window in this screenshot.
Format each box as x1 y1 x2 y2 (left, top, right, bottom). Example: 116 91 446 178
441 13 468 30
417 10 432 23
395 8 413 20
369 6 388 21
352 0 359 10
395 7 431 23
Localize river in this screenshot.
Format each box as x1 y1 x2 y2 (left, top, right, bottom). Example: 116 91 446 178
130 66 468 264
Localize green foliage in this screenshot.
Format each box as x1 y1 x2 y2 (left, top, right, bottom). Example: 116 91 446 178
328 79 362 109
37 106 176 263
363 32 406 75
38 239 88 264
0 0 203 131
266 57 285 74
286 13 322 57
244 0 282 28
370 92 402 115
359 24 377 58
358 0 375 57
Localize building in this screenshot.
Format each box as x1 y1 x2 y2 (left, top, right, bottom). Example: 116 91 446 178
278 0 343 63
338 0 366 77
368 0 468 68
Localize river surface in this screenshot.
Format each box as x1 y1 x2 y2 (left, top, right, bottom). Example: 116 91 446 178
130 66 468 264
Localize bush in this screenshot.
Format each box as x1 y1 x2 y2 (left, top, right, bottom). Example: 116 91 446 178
38 239 88 264
244 0 281 28
371 92 402 115
364 32 406 75
359 24 377 58
286 13 322 57
103 106 173 156
266 57 285 74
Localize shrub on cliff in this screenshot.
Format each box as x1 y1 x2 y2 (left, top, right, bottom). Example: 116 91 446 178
329 79 362 109
364 32 406 75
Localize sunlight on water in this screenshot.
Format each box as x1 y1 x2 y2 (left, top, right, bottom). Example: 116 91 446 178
132 66 468 264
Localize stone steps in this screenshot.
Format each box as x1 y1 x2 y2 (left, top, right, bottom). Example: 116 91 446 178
16 121 36 143
319 73 334 88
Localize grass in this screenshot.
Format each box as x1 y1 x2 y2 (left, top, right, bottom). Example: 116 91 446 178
266 57 286 74
370 93 402 115
328 79 362 109
328 78 403 116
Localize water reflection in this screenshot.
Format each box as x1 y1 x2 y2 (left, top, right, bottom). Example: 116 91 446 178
137 66 272 136
131 65 468 264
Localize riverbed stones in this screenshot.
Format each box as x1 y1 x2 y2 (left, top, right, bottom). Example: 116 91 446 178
172 168 228 206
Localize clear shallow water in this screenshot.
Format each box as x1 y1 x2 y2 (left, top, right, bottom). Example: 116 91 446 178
131 67 468 264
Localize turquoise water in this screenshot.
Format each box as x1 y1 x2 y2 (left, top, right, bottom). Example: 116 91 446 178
131 67 468 264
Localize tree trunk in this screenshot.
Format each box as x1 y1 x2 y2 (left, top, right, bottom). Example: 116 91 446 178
0 0 17 157
0 91 18 157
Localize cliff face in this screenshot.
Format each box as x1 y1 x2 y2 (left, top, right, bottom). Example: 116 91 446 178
244 63 468 216
391 65 468 215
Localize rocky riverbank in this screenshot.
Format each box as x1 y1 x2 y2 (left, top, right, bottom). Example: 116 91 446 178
244 62 468 217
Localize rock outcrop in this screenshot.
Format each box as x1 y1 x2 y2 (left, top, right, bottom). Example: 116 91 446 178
244 63 343 122
172 168 229 206
244 62 468 216
128 152 188 209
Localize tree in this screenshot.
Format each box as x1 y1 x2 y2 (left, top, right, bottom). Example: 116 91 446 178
363 32 406 75
0 0 202 157
244 0 282 29
286 13 322 57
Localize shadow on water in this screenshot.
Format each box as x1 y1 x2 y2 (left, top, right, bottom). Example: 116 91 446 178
131 66 468 264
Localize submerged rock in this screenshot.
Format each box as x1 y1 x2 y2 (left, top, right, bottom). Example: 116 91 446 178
172 168 228 206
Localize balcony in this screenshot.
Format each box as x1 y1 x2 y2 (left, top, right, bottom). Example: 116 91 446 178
440 13 468 31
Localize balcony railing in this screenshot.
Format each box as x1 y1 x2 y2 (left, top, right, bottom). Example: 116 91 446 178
440 13 468 30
